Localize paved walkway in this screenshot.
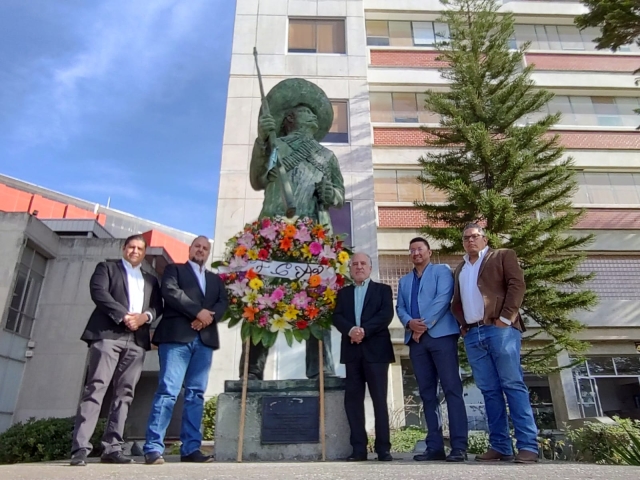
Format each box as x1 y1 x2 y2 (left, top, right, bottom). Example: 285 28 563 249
2 455 640 480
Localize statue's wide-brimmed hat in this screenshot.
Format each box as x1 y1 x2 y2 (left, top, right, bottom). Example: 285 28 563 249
262 78 334 141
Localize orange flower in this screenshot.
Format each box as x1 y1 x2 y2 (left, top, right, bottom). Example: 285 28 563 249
308 275 321 287
304 306 319 319
279 237 293 251
312 225 326 239
245 268 258 280
283 224 297 238
242 306 259 322
235 245 247 256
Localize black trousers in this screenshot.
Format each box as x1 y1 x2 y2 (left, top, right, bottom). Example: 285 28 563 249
344 358 391 455
71 337 145 455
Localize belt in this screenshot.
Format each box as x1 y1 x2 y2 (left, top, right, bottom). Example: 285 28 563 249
466 320 488 329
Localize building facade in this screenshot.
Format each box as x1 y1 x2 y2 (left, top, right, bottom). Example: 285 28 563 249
216 0 640 430
0 177 197 436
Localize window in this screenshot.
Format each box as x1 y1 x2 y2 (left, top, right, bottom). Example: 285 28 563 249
365 20 449 47
370 92 442 124
288 19 345 54
532 96 639 128
513 24 639 52
373 169 448 203
322 101 349 143
4 245 46 337
573 172 640 205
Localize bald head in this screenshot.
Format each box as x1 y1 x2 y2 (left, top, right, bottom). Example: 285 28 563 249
189 236 210 266
350 252 372 285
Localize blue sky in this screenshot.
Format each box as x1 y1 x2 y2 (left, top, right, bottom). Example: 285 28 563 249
0 0 236 236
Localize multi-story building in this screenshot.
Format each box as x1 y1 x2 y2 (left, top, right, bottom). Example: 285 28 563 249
216 0 640 430
0 176 197 435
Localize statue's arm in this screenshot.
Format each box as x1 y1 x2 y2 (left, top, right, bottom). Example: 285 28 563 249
327 154 345 208
249 138 270 191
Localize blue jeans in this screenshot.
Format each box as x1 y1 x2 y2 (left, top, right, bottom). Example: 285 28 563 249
409 333 467 452
144 335 213 457
464 325 538 455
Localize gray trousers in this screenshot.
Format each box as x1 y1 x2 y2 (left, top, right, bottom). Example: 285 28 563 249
71 337 145 455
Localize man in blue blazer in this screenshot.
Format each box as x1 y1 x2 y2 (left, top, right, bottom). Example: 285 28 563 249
396 237 468 462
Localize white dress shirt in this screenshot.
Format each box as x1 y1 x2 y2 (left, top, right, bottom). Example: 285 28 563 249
459 246 511 325
122 259 150 321
459 246 489 325
188 260 207 294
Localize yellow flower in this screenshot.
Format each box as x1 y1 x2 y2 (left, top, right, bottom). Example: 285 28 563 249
247 249 259 260
338 251 350 264
242 290 259 304
301 244 312 259
277 301 287 311
337 263 349 276
269 314 292 332
283 305 300 320
323 288 336 303
291 282 298 291
249 278 264 290
292 250 300 257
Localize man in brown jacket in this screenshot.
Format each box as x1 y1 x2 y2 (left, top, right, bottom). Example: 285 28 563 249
451 223 538 464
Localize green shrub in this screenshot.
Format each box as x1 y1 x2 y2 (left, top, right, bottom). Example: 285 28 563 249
468 431 490 454
202 395 218 441
0 417 105 464
566 417 640 464
611 424 640 466
390 426 426 453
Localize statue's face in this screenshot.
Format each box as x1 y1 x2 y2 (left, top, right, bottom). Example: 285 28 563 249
291 106 318 134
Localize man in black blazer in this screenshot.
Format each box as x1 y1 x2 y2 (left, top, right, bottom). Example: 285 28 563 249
70 234 162 466
332 252 395 462
143 236 228 465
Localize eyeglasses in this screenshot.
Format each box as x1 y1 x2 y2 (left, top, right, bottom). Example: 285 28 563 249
409 248 428 254
462 234 484 242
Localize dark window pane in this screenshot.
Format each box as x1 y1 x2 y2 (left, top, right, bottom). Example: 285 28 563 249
328 202 352 247
613 356 640 375
31 252 47 276
5 309 19 332
587 356 615 375
9 268 28 312
323 101 349 143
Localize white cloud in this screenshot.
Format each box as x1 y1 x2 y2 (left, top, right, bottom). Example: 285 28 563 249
11 0 222 148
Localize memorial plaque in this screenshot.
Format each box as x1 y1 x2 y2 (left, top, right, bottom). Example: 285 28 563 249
261 396 319 444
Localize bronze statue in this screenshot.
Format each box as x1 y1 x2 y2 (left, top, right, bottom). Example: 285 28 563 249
241 76 345 380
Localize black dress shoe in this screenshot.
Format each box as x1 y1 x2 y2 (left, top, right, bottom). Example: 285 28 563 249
181 450 214 463
100 451 134 464
70 451 87 466
413 449 447 461
377 452 393 461
346 453 368 461
446 449 467 462
144 451 165 465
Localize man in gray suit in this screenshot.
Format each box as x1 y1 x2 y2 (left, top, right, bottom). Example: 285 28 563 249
70 234 162 466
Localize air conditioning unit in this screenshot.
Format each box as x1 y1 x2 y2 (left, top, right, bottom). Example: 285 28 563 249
25 351 34 358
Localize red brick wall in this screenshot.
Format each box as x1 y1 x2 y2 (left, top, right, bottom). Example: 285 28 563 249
526 53 639 73
373 127 640 150
378 206 640 229
369 49 637 73
370 50 445 68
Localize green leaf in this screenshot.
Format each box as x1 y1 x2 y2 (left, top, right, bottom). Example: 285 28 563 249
240 321 251 341
292 329 304 343
210 260 227 269
284 329 294 347
300 327 311 341
227 314 242 328
251 326 264 346
309 322 325 341
262 329 278 348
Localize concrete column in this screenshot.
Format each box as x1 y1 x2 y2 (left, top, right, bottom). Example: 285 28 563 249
388 354 406 429
548 351 582 426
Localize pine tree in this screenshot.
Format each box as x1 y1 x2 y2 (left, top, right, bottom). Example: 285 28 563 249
417 0 598 373
576 0 640 51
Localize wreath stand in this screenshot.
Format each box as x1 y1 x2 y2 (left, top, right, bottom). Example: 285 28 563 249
236 335 327 462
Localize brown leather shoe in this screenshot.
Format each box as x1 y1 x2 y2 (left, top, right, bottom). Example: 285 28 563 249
475 448 514 462
514 450 539 464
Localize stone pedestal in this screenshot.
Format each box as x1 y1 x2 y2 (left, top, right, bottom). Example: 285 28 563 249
214 378 351 461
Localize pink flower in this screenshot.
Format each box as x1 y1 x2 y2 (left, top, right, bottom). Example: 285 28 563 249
292 291 311 309
258 315 268 327
257 294 275 308
319 245 336 260
271 286 286 302
260 224 278 241
229 256 248 269
238 232 255 248
294 226 312 243
309 241 323 256
261 218 271 228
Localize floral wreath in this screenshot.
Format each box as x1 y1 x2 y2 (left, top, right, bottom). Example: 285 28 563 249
213 216 352 348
